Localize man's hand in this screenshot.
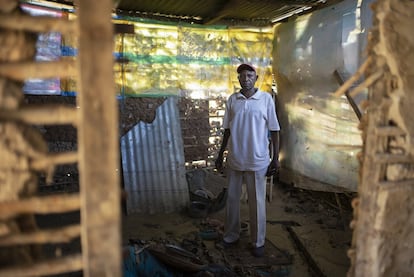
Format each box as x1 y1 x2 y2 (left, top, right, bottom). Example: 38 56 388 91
266 159 280 177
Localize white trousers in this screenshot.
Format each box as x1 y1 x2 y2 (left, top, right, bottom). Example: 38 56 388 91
223 167 267 248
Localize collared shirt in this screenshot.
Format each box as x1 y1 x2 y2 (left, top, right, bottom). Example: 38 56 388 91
223 90 280 171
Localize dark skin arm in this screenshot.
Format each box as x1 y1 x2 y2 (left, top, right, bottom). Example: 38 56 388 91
266 130 280 176
215 128 230 171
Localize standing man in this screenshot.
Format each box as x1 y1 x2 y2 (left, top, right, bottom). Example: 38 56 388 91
215 63 280 257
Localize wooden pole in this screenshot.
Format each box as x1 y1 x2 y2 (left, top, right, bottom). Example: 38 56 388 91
30 151 78 170
0 15 77 35
374 126 406 136
76 0 122 276
0 194 80 220
0 59 76 80
0 254 83 277
0 224 81 245
0 104 78 126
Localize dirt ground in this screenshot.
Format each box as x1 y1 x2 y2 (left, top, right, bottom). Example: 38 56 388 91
35 169 353 276
122 174 353 277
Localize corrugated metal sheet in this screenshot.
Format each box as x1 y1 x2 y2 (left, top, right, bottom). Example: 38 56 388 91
114 0 335 26
30 0 340 26
121 96 189 214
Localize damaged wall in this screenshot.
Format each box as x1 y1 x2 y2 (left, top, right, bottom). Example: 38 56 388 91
274 0 374 192
121 97 189 214
348 0 414 276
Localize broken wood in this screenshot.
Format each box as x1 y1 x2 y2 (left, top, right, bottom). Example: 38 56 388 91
0 15 77 35
349 71 383 98
0 224 80 246
379 179 414 191
285 226 327 277
374 126 406 136
333 57 373 97
0 254 83 277
0 194 80 220
30 151 78 171
0 105 78 126
333 69 363 120
0 59 76 80
335 193 347 230
114 23 135 34
374 153 414 164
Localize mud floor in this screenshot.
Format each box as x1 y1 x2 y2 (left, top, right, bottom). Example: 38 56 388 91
122 175 353 277
35 170 353 276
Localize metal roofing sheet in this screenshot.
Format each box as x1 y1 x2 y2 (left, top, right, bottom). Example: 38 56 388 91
113 0 336 26
121 96 189 214
24 0 341 26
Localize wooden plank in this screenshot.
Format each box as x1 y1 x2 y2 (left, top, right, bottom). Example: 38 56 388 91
374 153 414 164
333 57 372 97
76 0 122 276
333 69 362 121
0 224 80 246
114 23 135 34
374 126 406 136
379 179 414 191
0 15 77 35
349 71 383 97
30 151 78 171
0 59 76 80
0 104 78 125
0 254 83 277
0 194 80 220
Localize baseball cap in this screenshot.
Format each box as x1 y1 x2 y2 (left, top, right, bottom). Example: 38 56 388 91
237 63 256 73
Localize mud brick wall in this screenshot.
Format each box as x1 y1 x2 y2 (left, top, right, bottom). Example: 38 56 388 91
25 95 210 166
178 98 210 163
24 95 166 175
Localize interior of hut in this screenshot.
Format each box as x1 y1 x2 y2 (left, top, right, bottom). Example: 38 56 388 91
1 0 414 276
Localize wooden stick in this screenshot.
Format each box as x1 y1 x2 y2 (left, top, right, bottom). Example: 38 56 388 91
379 179 414 191
349 71 383 98
374 153 414 164
333 70 362 120
0 254 83 277
30 152 78 171
333 57 373 97
0 194 80 220
0 105 78 126
0 15 77 35
0 59 76 80
334 193 347 230
0 224 80 246
374 126 406 136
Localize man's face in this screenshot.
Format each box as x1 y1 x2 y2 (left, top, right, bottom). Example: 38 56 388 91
238 70 257 90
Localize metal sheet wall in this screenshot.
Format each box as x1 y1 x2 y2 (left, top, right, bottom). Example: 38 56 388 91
121 97 189 214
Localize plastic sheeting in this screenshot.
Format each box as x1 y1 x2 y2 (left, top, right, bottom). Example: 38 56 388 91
274 0 374 192
113 20 274 98
21 4 62 95
61 16 274 98
21 6 275 99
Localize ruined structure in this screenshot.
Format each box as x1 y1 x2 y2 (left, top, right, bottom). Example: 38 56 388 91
0 0 49 267
348 0 414 276
0 0 413 276
0 0 121 275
